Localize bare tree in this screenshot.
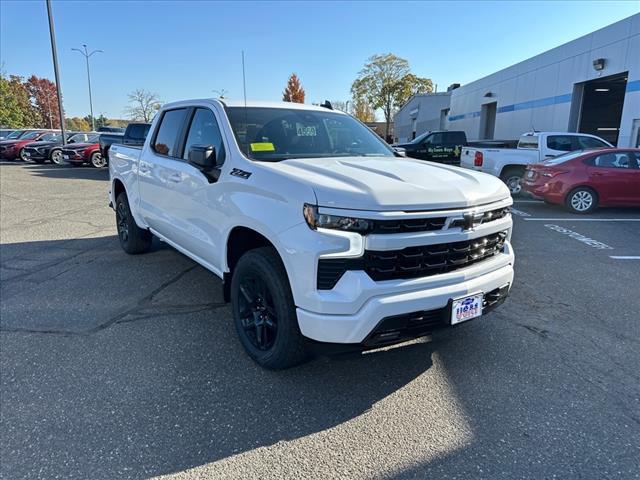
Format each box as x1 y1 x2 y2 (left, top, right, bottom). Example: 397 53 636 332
124 89 161 122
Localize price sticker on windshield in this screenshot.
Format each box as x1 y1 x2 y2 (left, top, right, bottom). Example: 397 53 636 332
296 123 316 136
250 142 275 152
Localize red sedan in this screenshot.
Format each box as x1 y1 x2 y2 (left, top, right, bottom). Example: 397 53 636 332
60 137 105 168
0 130 56 161
523 148 640 213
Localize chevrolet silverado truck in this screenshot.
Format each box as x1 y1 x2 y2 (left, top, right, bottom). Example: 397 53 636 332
460 131 611 195
110 99 515 369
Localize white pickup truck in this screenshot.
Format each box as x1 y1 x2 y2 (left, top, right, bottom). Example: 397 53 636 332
109 99 514 369
460 131 612 195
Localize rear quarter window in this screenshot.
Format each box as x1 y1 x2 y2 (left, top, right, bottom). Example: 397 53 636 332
518 136 538 149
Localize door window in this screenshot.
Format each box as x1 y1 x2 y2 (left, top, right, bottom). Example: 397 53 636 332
443 131 466 144
577 136 609 149
424 133 443 145
591 152 634 169
547 135 574 152
182 108 225 163
152 109 188 157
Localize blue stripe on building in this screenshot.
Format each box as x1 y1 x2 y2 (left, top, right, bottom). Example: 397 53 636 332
450 93 572 121
626 80 640 92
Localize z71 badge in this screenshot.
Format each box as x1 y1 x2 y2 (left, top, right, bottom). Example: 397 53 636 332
230 168 252 179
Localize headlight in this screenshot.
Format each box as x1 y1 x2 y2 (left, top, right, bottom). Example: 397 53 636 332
303 204 372 233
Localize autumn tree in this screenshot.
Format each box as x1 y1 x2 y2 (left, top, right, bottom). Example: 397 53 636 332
84 114 109 130
351 53 432 139
282 73 305 103
351 97 376 123
25 75 61 129
66 117 91 131
0 74 40 128
124 89 162 122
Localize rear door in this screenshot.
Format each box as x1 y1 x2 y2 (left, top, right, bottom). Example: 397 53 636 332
161 106 228 271
586 151 637 204
138 108 189 237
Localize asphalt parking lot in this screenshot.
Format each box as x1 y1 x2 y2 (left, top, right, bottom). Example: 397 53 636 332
1 161 639 479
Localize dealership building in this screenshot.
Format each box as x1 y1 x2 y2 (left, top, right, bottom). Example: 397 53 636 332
394 13 640 147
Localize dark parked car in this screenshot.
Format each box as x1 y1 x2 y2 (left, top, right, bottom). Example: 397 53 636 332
99 122 150 163
0 130 57 161
523 148 640 213
23 132 99 164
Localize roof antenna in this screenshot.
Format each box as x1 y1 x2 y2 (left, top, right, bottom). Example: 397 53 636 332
320 100 333 110
242 50 249 155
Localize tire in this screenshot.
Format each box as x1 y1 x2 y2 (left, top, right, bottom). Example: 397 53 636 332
565 187 598 214
18 149 28 162
500 167 525 197
90 151 106 168
231 247 308 369
50 149 63 165
115 192 152 254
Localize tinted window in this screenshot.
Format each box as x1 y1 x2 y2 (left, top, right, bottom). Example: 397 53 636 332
577 136 609 149
21 131 41 140
591 152 635 169
443 132 466 144
547 135 574 152
127 124 150 141
183 108 225 163
40 133 59 141
424 133 444 145
152 109 187 157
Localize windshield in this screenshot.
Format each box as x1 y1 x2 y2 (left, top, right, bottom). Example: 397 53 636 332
542 150 589 165
7 130 25 139
409 131 430 144
21 131 42 140
225 107 393 161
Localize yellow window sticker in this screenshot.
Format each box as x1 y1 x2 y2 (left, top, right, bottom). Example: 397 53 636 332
250 142 275 152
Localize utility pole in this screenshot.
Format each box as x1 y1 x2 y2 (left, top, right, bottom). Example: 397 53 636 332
72 44 102 131
46 0 66 144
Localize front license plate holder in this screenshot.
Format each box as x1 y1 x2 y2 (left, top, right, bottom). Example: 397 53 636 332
451 292 483 325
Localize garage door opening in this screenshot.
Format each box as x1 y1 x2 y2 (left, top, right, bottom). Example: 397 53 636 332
578 72 627 145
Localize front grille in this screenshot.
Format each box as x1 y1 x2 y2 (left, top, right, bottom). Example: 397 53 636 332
317 231 507 289
370 217 446 234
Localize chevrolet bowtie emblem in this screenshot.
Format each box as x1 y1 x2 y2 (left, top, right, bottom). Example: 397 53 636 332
462 212 484 231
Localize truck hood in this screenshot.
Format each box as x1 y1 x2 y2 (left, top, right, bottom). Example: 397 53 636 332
265 156 510 211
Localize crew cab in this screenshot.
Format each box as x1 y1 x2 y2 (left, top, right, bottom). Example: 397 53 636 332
99 122 150 164
460 132 612 195
110 99 515 369
61 134 102 167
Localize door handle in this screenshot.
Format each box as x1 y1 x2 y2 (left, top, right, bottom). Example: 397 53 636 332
591 172 604 177
167 173 182 183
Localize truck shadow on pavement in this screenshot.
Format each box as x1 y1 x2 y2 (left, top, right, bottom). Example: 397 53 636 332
1 235 435 478
1 161 109 181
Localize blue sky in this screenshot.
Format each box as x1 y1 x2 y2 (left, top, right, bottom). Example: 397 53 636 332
1 1 638 119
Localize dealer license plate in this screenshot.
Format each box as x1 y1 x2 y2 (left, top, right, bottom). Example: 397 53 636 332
63 154 69 160
451 293 483 325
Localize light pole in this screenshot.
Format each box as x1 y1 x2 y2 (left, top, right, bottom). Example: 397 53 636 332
46 0 66 144
72 44 102 131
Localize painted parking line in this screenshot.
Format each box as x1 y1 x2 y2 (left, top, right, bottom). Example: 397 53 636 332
524 218 640 222
510 208 531 217
609 256 640 260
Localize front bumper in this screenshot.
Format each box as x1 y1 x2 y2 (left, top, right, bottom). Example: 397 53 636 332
23 149 48 161
296 255 513 344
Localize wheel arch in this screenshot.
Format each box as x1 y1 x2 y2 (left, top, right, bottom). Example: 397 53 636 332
223 226 288 303
499 164 526 178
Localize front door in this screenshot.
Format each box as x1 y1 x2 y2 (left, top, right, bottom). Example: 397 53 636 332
587 151 638 204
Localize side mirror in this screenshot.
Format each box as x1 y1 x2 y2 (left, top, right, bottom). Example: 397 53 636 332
188 144 219 170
